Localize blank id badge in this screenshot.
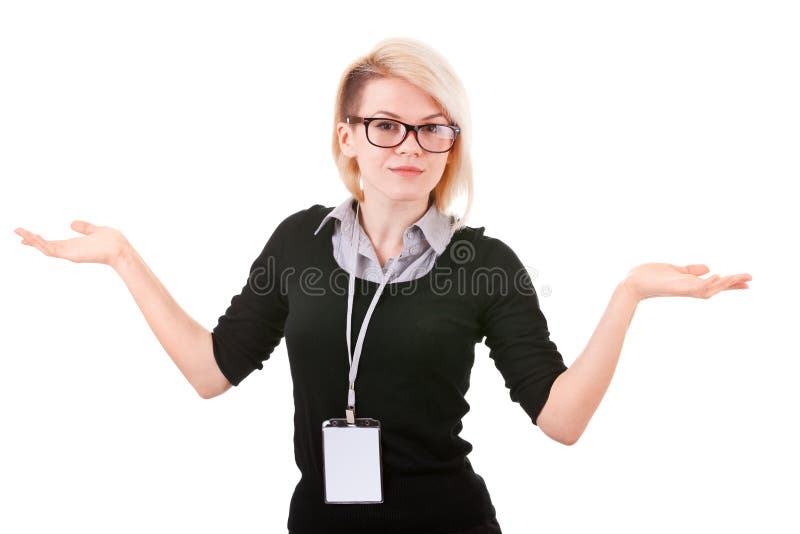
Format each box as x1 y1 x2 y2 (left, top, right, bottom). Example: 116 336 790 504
321 418 383 504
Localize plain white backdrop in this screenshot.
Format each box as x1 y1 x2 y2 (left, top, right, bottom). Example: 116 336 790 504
2 1 798 533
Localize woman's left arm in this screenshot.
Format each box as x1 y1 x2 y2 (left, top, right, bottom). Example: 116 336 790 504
536 263 752 445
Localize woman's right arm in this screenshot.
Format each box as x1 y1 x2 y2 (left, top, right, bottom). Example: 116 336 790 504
111 241 232 399
14 221 231 399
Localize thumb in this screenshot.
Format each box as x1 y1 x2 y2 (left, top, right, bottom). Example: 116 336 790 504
681 263 710 276
70 220 97 235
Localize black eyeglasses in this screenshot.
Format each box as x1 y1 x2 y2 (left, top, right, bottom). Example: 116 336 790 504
345 116 460 153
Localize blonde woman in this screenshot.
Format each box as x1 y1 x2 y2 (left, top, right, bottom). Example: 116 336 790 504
14 37 752 534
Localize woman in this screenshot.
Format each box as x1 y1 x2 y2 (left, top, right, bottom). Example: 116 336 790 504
13 37 751 534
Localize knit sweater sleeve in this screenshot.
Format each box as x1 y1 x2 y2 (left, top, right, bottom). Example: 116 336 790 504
479 236 568 426
211 216 290 386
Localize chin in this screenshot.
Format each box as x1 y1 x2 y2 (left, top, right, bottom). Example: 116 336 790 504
382 186 431 202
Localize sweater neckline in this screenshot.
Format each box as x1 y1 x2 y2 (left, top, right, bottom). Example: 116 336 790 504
318 206 470 288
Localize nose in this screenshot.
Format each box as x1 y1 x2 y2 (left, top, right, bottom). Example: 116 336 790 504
395 128 422 156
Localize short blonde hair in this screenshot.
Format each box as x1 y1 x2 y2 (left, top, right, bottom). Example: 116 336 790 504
331 37 474 229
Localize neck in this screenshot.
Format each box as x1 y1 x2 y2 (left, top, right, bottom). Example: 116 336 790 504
357 187 431 253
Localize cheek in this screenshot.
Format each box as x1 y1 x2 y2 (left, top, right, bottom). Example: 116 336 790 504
358 151 384 171
431 156 449 175
353 148 386 178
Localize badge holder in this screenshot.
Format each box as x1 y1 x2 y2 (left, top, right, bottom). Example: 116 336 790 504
321 411 383 504
321 200 389 504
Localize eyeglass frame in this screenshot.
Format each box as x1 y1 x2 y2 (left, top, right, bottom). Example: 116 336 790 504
345 116 461 153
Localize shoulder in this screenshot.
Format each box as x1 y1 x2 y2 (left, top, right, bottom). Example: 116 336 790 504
272 203 334 238
451 224 525 270
454 226 541 312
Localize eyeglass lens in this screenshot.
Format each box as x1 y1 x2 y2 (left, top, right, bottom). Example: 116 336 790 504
367 119 455 152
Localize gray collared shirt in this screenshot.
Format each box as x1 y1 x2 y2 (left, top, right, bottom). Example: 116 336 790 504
313 196 459 284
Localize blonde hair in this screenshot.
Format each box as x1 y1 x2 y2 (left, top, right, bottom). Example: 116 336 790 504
331 37 474 230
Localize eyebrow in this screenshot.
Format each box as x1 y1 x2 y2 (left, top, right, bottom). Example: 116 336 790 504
372 110 447 122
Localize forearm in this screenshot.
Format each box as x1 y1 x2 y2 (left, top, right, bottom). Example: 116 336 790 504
111 239 215 396
537 280 640 444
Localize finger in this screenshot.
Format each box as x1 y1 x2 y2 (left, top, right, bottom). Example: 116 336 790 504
71 220 96 235
724 275 752 290
21 231 54 256
14 227 38 246
692 274 720 298
14 227 29 242
708 275 750 296
684 264 710 276
718 274 751 285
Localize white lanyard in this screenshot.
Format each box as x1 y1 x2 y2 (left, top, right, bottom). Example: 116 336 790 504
345 201 396 424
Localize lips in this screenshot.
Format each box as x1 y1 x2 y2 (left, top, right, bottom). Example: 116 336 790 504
390 166 424 178
391 166 423 172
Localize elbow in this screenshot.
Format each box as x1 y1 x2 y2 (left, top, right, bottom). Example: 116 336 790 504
536 410 583 446
197 379 232 399
557 430 581 446
193 359 234 399
194 376 224 399
198 389 216 400
540 422 581 446
535 374 585 445
196 383 217 400
552 420 584 446
194 374 233 400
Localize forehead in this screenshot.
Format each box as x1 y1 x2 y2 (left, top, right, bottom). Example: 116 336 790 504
359 77 445 122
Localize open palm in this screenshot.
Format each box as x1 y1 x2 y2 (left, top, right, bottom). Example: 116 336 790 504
14 220 128 267
625 262 752 301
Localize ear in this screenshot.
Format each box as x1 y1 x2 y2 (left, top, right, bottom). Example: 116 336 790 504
337 122 357 158
446 149 454 165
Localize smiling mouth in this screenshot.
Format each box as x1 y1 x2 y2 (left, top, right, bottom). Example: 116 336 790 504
390 167 424 177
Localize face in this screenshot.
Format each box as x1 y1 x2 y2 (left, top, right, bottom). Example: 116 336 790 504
337 76 454 205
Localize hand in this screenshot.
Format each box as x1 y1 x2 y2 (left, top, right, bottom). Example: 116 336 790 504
14 220 129 267
622 263 752 301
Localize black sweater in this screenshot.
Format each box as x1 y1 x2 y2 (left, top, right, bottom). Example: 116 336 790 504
211 203 568 533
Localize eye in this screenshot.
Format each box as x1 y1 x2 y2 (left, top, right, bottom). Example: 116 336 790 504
423 124 454 139
423 124 453 136
374 120 400 131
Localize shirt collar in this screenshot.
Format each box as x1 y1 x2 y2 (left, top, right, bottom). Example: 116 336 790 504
313 195 457 255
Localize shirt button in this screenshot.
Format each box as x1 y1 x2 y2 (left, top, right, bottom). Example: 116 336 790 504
409 246 418 255
406 230 416 240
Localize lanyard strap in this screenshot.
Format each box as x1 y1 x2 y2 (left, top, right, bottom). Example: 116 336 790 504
345 201 395 424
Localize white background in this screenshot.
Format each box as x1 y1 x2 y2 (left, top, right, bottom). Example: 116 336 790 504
2 1 798 533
